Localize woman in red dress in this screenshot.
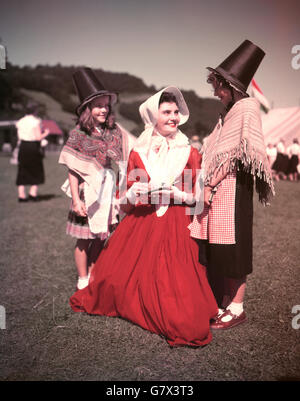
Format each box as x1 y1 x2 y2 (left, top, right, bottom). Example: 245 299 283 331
70 87 218 347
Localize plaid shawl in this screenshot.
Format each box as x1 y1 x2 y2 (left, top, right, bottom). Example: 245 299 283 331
202 97 275 204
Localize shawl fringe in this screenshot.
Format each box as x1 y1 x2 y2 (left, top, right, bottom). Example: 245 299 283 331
205 138 275 205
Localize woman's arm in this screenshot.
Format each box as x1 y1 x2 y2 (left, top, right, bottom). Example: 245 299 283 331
119 151 150 214
68 170 87 217
204 160 230 207
209 159 230 187
40 128 50 140
34 122 50 141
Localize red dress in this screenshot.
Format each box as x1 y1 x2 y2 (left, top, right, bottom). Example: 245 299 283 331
70 147 218 347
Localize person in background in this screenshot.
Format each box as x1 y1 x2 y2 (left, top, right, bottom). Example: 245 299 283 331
272 139 289 181
266 143 277 173
190 134 202 152
59 67 131 290
189 40 274 330
287 138 300 181
16 104 49 202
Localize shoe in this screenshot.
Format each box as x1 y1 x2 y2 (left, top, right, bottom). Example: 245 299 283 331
18 198 28 202
210 308 225 322
210 310 247 330
28 195 39 202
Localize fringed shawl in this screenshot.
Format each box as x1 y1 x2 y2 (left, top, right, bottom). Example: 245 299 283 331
59 124 128 235
202 97 275 204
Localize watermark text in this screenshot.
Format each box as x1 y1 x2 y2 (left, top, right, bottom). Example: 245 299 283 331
292 305 300 329
0 305 6 329
0 45 6 69
291 45 300 70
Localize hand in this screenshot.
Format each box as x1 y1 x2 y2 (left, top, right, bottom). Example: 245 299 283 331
204 186 213 207
126 182 150 205
73 199 87 217
40 128 50 140
151 186 195 205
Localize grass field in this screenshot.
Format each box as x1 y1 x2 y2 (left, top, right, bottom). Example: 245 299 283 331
0 152 299 381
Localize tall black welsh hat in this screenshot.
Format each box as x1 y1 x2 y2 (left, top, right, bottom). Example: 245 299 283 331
72 67 118 115
207 39 265 93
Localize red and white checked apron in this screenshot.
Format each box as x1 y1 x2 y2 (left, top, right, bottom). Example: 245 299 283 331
189 172 236 244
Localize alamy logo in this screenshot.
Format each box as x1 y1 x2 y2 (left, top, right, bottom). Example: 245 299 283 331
291 45 300 70
291 305 300 329
0 305 6 329
0 45 6 69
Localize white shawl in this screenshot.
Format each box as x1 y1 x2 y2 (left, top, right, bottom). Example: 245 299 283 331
59 123 134 235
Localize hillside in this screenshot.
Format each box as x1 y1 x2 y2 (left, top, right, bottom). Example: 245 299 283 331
0 63 223 137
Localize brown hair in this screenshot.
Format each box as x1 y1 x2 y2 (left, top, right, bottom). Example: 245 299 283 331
207 72 231 90
77 99 115 134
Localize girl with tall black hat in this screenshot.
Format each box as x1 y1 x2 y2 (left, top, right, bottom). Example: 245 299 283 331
59 67 133 290
70 87 218 347
189 40 275 330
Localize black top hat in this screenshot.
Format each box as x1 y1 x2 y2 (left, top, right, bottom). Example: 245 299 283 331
72 67 118 115
207 40 265 93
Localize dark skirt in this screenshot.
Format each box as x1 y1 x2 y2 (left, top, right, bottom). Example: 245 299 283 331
287 155 299 174
198 168 254 280
16 140 45 185
272 153 289 174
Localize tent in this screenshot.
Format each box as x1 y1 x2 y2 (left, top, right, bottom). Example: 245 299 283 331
261 106 300 146
250 79 300 146
42 119 63 136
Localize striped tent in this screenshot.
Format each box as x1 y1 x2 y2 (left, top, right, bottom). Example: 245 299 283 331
250 79 300 146
261 106 300 146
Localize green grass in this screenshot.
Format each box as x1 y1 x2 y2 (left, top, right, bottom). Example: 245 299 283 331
0 152 299 381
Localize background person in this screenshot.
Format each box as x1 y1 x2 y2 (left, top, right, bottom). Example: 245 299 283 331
287 138 300 181
16 105 49 202
272 139 289 181
190 134 202 152
266 143 277 174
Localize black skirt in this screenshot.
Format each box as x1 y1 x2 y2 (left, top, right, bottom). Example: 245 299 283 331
287 155 299 174
272 153 289 174
198 167 254 280
16 140 45 185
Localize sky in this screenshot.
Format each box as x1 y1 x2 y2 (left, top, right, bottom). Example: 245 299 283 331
1 0 299 108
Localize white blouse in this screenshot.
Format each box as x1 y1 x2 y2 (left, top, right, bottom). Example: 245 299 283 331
266 147 277 165
276 142 285 154
16 115 42 141
287 143 300 156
